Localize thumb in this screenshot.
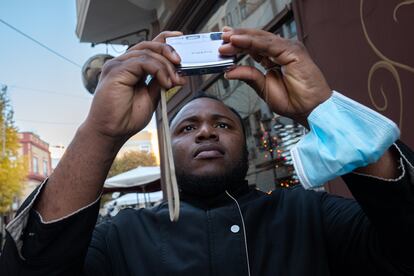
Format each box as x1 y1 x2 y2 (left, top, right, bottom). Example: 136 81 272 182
224 65 266 98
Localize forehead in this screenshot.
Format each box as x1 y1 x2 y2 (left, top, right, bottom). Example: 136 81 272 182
170 98 241 127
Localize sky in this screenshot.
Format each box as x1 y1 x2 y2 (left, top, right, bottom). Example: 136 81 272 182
0 1 156 158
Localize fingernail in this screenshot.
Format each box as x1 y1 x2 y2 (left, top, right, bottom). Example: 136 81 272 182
172 51 180 60
224 72 229 79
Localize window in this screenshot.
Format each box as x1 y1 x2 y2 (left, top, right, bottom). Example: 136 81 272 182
225 12 233 26
43 160 48 176
285 20 297 39
32 157 39 174
239 0 265 20
240 2 247 19
139 145 150 153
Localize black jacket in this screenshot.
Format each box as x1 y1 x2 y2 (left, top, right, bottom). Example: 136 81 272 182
1 141 414 275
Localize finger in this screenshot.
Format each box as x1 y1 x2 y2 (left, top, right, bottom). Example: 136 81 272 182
224 65 266 98
153 31 183 43
146 76 188 115
221 28 270 41
222 28 300 65
229 34 300 65
126 41 181 64
219 42 244 56
118 49 183 85
120 56 174 89
219 45 276 70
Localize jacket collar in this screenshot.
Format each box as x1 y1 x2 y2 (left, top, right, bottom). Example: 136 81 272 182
180 180 251 210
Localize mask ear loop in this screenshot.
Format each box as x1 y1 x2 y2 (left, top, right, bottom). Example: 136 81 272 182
160 88 180 221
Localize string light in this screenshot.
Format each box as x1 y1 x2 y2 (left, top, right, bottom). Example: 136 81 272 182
258 120 303 189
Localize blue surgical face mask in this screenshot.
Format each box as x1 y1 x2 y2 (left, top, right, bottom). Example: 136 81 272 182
291 91 400 189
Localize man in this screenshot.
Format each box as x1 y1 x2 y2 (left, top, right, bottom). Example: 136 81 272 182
1 28 413 275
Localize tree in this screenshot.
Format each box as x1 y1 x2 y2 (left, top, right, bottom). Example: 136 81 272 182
108 150 157 178
0 85 27 214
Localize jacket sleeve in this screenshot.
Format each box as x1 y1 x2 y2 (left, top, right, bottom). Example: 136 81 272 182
321 141 414 275
0 181 103 276
82 220 113 276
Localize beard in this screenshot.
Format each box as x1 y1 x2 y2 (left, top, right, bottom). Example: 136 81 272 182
175 148 249 198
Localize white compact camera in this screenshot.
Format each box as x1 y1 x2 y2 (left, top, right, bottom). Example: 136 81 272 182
166 32 235 76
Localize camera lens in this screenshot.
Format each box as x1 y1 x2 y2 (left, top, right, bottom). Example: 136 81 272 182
210 32 223 41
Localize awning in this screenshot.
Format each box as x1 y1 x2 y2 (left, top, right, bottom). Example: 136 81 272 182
103 166 161 193
104 191 163 208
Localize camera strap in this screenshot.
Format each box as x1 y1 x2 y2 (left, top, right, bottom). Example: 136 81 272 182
160 88 180 221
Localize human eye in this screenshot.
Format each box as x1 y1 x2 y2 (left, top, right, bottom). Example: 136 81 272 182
182 125 196 132
215 122 230 129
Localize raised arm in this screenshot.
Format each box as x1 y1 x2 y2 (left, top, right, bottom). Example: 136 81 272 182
0 31 185 275
220 26 399 182
220 27 413 274
36 31 185 221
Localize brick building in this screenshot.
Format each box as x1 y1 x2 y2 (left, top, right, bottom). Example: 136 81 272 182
18 132 52 204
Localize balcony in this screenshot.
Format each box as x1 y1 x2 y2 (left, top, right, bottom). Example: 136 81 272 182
75 0 160 45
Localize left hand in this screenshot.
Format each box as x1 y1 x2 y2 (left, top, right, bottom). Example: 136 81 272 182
220 27 332 127
84 31 185 142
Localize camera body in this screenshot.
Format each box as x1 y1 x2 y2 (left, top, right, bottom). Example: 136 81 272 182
166 32 235 76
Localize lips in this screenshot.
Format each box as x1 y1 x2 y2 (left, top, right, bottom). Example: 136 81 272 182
193 144 225 159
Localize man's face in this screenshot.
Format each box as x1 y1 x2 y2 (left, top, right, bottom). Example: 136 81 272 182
170 98 247 196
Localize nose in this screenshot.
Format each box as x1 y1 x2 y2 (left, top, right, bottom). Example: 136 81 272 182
195 123 218 143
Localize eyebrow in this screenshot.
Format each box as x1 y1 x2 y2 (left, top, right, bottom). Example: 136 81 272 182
172 113 238 129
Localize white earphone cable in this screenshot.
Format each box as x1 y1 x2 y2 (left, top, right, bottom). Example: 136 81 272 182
225 190 251 276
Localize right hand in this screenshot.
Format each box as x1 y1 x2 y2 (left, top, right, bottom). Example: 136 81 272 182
83 31 186 142
220 27 332 128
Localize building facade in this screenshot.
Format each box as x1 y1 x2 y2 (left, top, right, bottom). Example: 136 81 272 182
18 132 52 203
76 0 413 196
